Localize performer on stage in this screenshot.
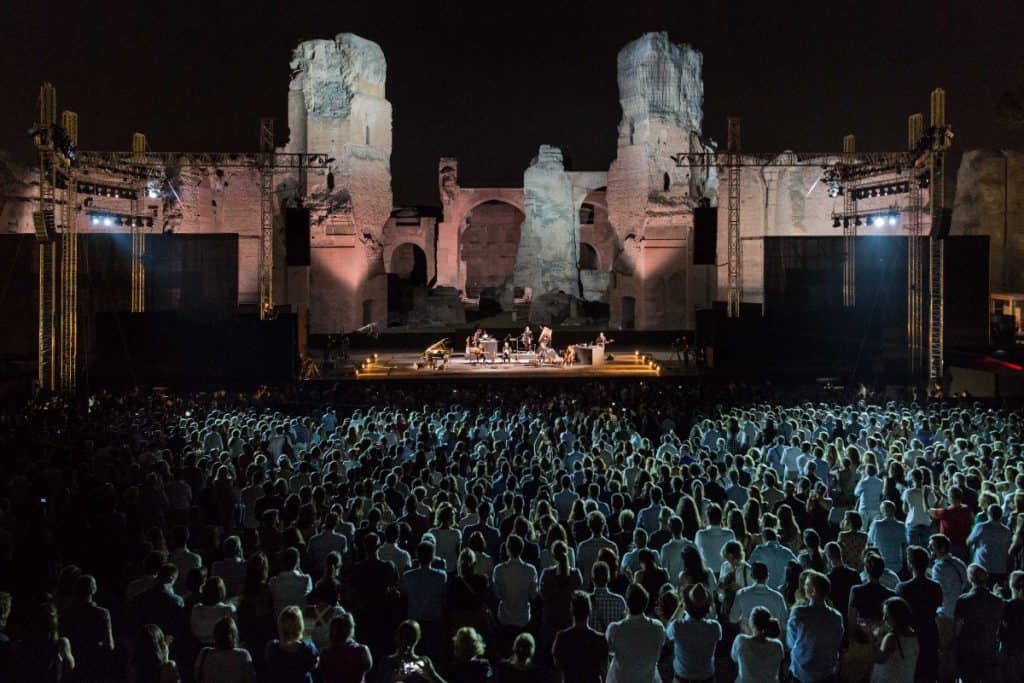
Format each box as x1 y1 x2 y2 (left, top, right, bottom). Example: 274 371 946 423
562 345 576 366
595 331 607 346
521 325 533 352
501 340 512 364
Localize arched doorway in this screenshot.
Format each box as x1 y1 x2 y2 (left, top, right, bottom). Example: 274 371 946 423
579 243 600 270
621 296 636 330
461 200 524 311
387 243 428 325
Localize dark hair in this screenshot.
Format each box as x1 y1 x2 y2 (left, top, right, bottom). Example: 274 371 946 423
213 615 239 649
200 577 226 606
625 583 649 615
570 590 592 620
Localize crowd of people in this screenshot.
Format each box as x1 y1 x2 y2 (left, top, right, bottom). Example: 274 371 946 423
0 379 1022 682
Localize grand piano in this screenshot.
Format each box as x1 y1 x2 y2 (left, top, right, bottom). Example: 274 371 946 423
422 338 451 369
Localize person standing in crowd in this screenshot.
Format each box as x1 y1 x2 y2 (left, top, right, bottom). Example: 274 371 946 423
731 606 784 683
606 584 666 683
492 535 537 653
966 504 1013 585
552 591 608 683
787 570 844 683
870 597 919 683
955 564 1005 683
194 616 254 683
896 545 942 683
264 606 319 683
667 584 722 683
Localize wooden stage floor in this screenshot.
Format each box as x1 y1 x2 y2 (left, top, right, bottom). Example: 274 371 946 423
346 347 696 380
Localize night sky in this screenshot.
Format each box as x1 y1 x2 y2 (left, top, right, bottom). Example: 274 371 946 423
2 1 1022 207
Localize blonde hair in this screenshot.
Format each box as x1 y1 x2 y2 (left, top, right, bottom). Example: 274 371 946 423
452 626 485 661
277 605 305 643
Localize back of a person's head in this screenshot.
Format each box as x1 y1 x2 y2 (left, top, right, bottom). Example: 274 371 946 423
570 589 592 621
329 612 354 647
625 583 649 615
968 563 989 587
200 577 226 606
750 606 780 638
282 546 301 571
684 583 711 619
277 605 304 643
73 574 98 602
157 563 178 587
452 626 485 661
213 615 239 650
707 503 722 526
512 632 535 663
396 619 421 649
751 561 769 583
587 511 605 535
864 553 885 580
416 541 435 566
592 560 610 587
907 545 929 574
506 534 524 559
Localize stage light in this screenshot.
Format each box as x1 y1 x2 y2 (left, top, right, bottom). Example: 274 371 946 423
873 216 886 227
103 217 112 227
90 216 100 225
147 188 160 199
827 183 842 198
888 215 897 226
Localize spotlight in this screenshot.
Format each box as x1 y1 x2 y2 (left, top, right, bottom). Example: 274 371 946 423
888 215 897 226
873 216 885 227
90 216 100 225
103 217 112 227
827 183 841 198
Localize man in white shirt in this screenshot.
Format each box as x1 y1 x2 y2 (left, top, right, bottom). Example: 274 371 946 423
492 535 537 629
729 561 789 633
606 583 666 683
168 526 202 596
660 516 695 584
307 512 349 576
854 464 884 523
268 546 313 616
694 504 736 571
576 512 618 581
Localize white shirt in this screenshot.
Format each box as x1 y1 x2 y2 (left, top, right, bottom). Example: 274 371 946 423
307 530 348 571
661 537 697 585
902 487 932 528
855 475 884 517
191 602 236 645
695 526 736 569
429 527 462 572
729 583 789 628
606 614 667 683
268 570 313 616
492 558 537 627
379 543 411 574
732 634 785 683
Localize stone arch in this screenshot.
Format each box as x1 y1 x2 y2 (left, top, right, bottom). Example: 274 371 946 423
389 242 427 285
579 242 600 270
460 199 524 299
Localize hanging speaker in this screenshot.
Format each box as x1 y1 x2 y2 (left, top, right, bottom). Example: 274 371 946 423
693 206 717 265
285 207 311 266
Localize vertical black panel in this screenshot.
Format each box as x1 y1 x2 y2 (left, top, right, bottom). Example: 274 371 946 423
285 207 311 266
692 207 717 265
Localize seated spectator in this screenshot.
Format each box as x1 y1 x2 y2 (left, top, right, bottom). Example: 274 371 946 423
194 616 254 683
191 577 236 646
264 605 319 683
318 613 373 683
731 606 784 683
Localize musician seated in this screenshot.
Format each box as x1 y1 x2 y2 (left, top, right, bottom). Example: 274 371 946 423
562 346 576 366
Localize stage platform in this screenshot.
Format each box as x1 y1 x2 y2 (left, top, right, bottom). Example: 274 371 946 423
341 347 699 381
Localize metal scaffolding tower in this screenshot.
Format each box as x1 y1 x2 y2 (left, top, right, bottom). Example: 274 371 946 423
906 113 925 378
842 134 857 307
59 111 79 394
726 117 742 317
130 132 148 312
259 118 275 320
33 83 59 392
928 89 949 384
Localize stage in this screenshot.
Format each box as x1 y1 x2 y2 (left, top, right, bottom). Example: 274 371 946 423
344 346 697 380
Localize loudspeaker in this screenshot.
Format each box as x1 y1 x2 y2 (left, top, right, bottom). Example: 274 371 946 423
693 206 717 265
285 207 311 266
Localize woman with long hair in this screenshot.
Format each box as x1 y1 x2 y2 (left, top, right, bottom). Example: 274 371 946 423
379 620 446 683
870 597 919 683
678 546 718 599
234 552 275 668
495 632 541 683
730 606 784 682
430 504 462 573
635 549 670 613
539 540 583 642
129 623 177 683
776 504 803 553
318 613 373 683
